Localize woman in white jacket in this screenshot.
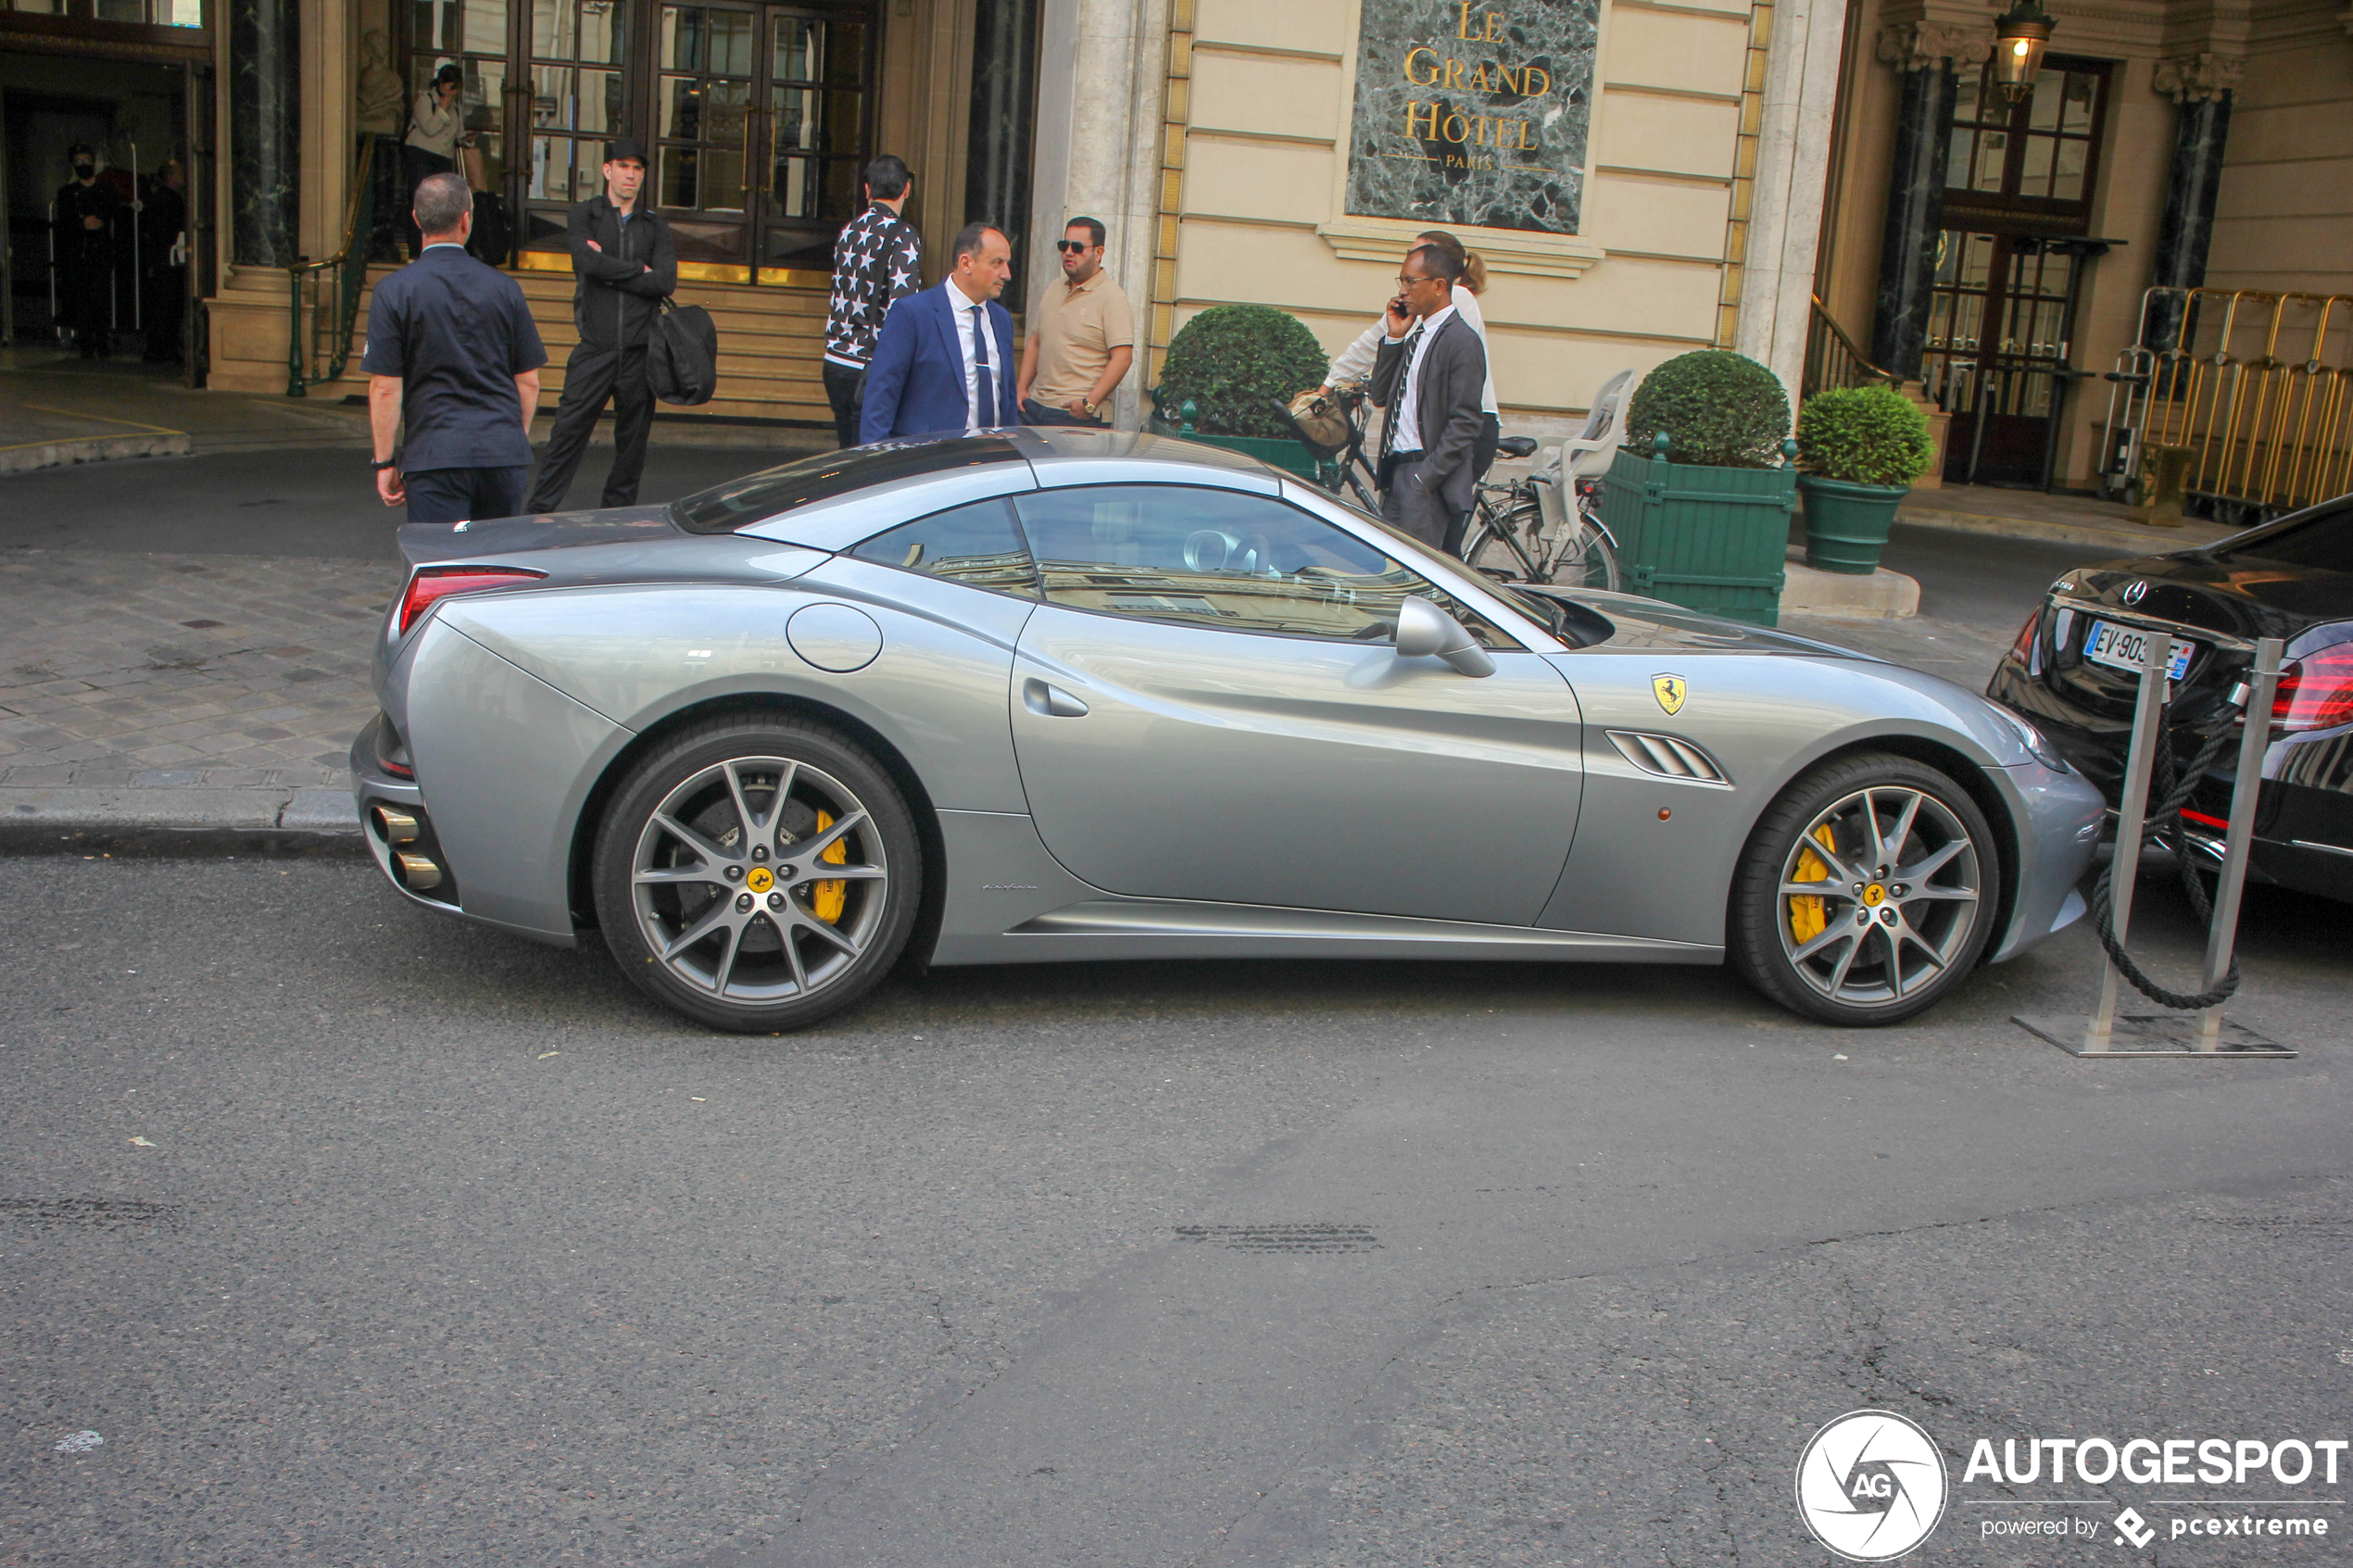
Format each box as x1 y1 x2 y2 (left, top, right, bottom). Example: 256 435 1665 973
1320 229 1502 480
400 64 465 257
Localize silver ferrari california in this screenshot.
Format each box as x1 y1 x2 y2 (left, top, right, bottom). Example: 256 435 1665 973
351 429 2103 1032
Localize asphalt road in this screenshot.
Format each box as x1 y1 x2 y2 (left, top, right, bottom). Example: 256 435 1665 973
4 854 2348 1566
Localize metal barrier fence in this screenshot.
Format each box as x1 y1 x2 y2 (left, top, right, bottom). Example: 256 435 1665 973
2100 286 2353 517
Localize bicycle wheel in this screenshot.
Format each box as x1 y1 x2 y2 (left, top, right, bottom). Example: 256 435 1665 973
1461 505 1541 582
1551 515 1622 593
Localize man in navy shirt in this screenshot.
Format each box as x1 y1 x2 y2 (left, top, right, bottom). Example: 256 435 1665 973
364 171 547 523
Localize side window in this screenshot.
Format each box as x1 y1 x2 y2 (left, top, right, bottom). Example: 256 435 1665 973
848 498 1039 597
1010 484 1508 645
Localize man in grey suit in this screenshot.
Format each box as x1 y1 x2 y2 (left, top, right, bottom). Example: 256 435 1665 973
1370 244 1488 553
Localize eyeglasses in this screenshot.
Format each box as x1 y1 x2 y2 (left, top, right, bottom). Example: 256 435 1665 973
1395 273 1440 289
1055 240 1094 254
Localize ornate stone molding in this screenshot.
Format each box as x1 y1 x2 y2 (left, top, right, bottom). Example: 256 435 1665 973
1315 213 1605 281
1873 20 1993 72
2152 52 2244 102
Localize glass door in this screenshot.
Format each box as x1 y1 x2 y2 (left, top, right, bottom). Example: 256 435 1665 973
521 0 631 258
753 6 872 275
652 0 869 282
654 0 758 277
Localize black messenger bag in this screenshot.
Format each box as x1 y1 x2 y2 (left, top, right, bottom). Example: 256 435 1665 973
648 299 719 407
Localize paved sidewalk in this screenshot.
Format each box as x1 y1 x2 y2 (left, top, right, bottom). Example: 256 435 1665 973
0 543 2020 840
0 353 372 472
1899 481 2237 552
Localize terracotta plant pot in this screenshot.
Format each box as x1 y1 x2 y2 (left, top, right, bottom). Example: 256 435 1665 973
1798 474 1910 576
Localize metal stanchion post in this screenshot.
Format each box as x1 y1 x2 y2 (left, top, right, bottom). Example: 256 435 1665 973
2197 636 2285 1049
2082 630 2173 1053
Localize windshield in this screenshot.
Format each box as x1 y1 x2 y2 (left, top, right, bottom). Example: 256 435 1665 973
670 437 1027 534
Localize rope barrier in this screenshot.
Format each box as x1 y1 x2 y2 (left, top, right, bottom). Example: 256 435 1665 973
2085 718 2243 1010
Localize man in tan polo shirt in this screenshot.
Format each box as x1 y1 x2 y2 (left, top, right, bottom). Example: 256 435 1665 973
1017 216 1134 426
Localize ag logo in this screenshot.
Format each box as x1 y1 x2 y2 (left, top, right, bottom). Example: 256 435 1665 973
1652 673 1687 715
1794 1410 1948 1562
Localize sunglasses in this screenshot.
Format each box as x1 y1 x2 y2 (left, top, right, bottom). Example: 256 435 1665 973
1055 240 1095 254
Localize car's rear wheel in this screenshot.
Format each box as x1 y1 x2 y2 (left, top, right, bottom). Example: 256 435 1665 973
592 715 920 1033
1729 752 2001 1026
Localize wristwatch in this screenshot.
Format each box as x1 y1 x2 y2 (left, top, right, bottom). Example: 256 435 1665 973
1083 400 1101 420
371 453 400 470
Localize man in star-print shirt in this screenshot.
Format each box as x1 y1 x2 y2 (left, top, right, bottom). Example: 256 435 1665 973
823 154 923 447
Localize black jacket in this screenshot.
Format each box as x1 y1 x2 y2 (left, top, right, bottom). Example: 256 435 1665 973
1369 312 1487 509
567 195 677 349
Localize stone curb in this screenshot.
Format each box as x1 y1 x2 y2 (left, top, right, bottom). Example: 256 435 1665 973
0 785 365 856
0 432 194 476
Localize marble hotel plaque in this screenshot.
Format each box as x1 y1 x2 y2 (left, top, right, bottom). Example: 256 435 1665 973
1346 0 1600 235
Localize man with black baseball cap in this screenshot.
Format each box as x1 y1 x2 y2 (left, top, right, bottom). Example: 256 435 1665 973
524 134 676 512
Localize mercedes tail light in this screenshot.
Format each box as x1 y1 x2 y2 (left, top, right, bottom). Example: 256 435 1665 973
2271 640 2353 732
397 567 547 635
2008 608 2043 676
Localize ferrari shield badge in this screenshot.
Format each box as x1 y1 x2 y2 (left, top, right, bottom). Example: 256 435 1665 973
1652 673 1687 716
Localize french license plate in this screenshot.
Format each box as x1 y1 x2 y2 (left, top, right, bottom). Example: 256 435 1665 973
2082 619 2195 681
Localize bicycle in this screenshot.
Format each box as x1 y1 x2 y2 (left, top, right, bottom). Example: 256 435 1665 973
1457 449 1623 592
1276 385 1384 514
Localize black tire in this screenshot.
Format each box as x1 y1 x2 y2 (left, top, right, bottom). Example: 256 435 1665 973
1728 751 2002 1026
592 714 922 1033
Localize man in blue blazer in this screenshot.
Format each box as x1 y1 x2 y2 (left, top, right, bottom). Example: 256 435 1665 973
859 221 1022 443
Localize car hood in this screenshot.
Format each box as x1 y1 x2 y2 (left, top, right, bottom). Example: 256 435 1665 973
396 504 682 571
1526 586 1870 659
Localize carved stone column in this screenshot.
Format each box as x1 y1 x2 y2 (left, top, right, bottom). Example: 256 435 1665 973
2145 54 2241 351
1866 21 1986 380
227 0 299 269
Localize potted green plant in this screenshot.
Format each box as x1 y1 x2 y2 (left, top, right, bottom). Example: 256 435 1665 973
1598 350 1795 626
1147 304 1327 478
1793 384 1936 574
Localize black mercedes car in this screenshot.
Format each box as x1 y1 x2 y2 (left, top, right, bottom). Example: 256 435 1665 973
1988 494 2353 903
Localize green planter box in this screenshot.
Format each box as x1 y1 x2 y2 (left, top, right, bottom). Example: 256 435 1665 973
1598 441 1796 626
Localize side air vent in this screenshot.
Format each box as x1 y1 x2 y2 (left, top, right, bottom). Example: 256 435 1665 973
1607 729 1732 786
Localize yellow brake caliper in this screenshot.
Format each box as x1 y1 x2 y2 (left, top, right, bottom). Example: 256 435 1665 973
1787 823 1839 944
812 809 848 923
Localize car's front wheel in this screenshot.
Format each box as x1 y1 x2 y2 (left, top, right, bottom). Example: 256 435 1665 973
592 715 921 1033
1729 752 2001 1026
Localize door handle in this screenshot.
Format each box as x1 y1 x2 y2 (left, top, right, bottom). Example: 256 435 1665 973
1023 678 1089 718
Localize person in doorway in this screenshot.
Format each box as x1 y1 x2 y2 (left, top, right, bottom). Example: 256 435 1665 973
54 144 120 359
858 221 1019 443
821 154 922 447
1321 229 1501 478
141 159 188 365
523 137 676 512
403 63 465 257
1369 244 1487 554
363 173 547 524
1016 216 1133 427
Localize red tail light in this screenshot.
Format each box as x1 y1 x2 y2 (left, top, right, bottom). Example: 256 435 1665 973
2008 608 2042 674
397 567 547 634
2271 641 2353 732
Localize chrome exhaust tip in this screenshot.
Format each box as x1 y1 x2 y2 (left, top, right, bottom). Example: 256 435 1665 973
394 852 444 892
371 806 421 845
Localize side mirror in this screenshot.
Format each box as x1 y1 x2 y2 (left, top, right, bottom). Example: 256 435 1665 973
1393 596 1496 677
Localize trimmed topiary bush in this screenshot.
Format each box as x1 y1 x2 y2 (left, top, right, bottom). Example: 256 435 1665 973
1623 350 1791 469
1153 305 1330 440
1796 384 1936 488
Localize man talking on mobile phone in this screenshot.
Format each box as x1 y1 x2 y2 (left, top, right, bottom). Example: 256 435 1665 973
1369 243 1486 554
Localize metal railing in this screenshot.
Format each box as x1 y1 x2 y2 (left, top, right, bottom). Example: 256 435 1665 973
1801 295 1896 398
2102 286 2353 516
286 136 378 396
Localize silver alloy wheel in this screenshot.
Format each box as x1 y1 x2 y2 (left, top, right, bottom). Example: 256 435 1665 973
1774 783 1983 1010
628 755 889 1006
